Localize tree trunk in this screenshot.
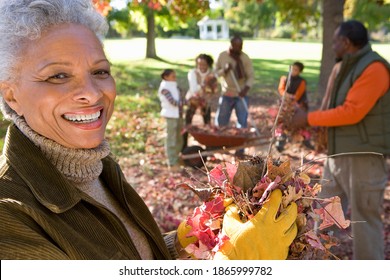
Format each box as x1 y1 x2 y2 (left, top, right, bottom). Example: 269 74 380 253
145 8 157 59
317 0 344 106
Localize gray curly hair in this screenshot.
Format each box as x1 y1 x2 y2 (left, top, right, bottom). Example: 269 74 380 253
0 0 109 120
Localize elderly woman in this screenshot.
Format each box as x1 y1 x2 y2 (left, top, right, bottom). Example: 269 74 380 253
0 0 297 260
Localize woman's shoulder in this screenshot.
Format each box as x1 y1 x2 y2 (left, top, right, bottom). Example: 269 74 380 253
0 158 41 209
188 68 197 76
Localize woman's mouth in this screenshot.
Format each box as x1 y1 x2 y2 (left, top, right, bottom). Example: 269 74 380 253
63 110 102 123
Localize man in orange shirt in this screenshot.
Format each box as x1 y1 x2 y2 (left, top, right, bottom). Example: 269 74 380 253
292 20 390 259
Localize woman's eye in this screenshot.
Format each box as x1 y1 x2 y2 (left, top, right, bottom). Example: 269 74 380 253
46 73 69 82
93 69 110 78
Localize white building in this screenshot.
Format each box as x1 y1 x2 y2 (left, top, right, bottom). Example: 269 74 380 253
209 0 224 9
197 16 229 40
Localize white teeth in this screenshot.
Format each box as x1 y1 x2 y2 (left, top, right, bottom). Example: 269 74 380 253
63 111 101 123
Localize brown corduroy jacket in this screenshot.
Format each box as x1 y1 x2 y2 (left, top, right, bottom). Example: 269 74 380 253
0 125 173 260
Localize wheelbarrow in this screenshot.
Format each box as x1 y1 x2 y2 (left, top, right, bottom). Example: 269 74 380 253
181 125 271 168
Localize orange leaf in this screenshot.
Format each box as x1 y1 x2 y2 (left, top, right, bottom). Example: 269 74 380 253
314 196 350 230
282 185 303 208
266 158 293 182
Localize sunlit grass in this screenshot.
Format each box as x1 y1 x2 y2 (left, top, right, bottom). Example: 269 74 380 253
104 38 390 63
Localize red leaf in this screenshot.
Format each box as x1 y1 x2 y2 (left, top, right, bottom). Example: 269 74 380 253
209 162 237 186
305 231 326 251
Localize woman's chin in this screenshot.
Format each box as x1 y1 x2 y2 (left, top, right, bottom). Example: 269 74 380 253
63 124 107 149
77 138 105 149
60 134 106 149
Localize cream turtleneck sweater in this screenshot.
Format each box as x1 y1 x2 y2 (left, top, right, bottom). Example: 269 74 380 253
12 115 154 259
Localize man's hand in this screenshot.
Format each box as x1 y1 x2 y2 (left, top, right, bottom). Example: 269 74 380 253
224 63 232 74
291 106 309 129
239 85 250 97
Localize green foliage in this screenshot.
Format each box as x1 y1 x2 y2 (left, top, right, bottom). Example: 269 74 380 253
106 0 389 41
224 0 321 38
272 0 321 40
124 0 209 35
225 0 278 37
345 0 390 31
169 0 209 22
107 8 132 37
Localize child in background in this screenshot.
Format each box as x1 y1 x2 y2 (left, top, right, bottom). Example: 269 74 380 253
276 62 312 152
278 61 308 111
158 69 184 171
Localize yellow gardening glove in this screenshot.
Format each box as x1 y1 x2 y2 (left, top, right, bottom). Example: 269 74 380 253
177 221 198 249
214 189 298 260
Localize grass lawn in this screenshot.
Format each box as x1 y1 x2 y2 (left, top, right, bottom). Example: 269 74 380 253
0 38 389 156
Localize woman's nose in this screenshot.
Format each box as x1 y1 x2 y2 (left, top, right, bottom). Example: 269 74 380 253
72 75 103 103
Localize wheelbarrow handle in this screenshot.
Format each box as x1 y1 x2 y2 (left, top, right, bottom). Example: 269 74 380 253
181 137 271 160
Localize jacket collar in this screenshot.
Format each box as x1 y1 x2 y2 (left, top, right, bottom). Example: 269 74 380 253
342 44 372 65
3 125 82 213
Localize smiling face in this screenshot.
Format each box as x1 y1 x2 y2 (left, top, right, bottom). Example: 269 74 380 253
196 58 209 73
2 23 116 149
291 65 301 77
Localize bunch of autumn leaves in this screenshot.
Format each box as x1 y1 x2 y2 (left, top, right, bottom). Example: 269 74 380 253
179 157 351 260
275 93 328 153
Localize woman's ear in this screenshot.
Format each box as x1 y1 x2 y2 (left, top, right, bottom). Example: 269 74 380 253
0 82 23 116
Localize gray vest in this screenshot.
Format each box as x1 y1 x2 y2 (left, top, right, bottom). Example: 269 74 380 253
327 45 390 155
